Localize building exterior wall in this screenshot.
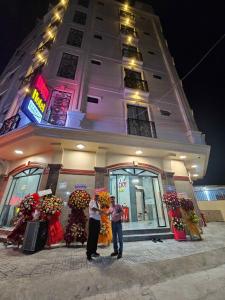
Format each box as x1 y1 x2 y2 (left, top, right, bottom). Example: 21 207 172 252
0 0 211 230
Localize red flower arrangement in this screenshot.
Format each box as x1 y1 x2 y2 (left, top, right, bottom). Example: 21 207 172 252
163 192 180 210
39 195 63 218
68 190 91 209
180 198 194 211
172 217 185 231
65 190 91 246
7 193 40 245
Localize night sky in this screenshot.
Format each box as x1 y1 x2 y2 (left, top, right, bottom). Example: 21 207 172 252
0 0 225 185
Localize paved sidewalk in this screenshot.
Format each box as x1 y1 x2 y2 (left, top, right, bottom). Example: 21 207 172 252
0 223 225 299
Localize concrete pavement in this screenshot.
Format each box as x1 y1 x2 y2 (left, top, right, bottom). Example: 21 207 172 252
0 222 225 300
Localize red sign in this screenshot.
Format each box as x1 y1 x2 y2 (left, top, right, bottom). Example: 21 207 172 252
33 75 49 102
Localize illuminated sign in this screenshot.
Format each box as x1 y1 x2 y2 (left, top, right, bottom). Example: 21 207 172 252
21 97 43 123
31 89 46 112
21 74 49 123
33 75 49 102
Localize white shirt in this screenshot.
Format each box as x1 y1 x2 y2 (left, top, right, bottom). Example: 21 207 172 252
89 199 100 221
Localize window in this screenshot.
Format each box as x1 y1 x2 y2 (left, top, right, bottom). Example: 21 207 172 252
57 53 78 79
91 60 101 65
78 0 89 8
67 28 83 47
124 68 148 92
153 74 162 80
120 10 135 21
73 11 87 25
144 32 150 36
120 24 135 36
148 51 155 55
127 104 156 138
94 34 102 40
160 110 171 116
96 17 103 21
0 168 43 227
98 1 104 5
87 96 99 104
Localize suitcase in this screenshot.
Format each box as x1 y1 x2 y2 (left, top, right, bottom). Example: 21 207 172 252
23 221 48 253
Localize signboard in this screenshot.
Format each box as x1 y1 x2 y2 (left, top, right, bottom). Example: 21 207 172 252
38 189 52 197
21 74 49 123
75 184 87 190
95 187 107 194
48 90 71 126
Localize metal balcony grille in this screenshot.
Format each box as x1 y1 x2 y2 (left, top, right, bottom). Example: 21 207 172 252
127 118 157 138
122 48 143 61
0 114 20 135
124 77 149 92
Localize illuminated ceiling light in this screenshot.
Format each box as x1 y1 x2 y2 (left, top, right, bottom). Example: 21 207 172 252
191 165 197 168
126 18 130 25
127 36 132 43
180 155 187 159
54 12 61 20
135 150 143 155
130 59 135 65
124 3 129 11
47 30 54 39
60 0 67 6
76 144 85 150
192 174 199 177
24 87 30 93
37 53 45 62
15 150 23 155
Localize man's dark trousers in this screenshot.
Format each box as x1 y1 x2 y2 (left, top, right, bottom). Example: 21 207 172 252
112 221 123 254
86 218 100 258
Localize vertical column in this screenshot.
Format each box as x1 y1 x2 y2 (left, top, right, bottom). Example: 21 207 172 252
45 144 63 195
94 167 108 189
45 164 62 195
162 171 176 193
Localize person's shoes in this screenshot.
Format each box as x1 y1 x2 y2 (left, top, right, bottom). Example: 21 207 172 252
87 256 93 261
157 239 163 242
117 253 122 259
152 238 157 243
111 251 118 257
92 252 100 257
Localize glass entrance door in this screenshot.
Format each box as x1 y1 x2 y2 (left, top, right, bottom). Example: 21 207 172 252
109 168 166 229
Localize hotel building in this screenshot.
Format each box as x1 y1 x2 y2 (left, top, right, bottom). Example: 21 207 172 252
0 0 210 238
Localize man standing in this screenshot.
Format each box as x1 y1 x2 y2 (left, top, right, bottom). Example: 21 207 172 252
86 194 102 261
109 195 123 259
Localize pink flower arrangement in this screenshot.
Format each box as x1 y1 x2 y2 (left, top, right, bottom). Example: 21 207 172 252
39 195 63 217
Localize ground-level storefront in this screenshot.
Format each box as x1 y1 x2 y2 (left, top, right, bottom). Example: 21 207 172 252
0 124 210 231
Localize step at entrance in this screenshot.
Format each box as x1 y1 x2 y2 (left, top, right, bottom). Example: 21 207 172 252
123 228 173 242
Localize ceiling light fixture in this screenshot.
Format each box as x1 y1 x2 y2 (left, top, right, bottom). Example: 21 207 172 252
76 144 85 150
191 165 197 168
15 150 23 155
180 155 187 159
135 150 143 155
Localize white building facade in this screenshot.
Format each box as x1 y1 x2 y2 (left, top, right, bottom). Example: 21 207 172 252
0 0 210 233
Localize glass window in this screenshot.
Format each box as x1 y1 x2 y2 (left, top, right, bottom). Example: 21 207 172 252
73 11 87 25
0 168 43 226
67 28 83 47
57 53 78 79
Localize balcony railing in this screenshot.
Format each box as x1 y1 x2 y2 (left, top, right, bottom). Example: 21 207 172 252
0 113 20 136
120 25 137 37
120 10 135 21
124 77 149 92
127 118 157 138
122 48 143 61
